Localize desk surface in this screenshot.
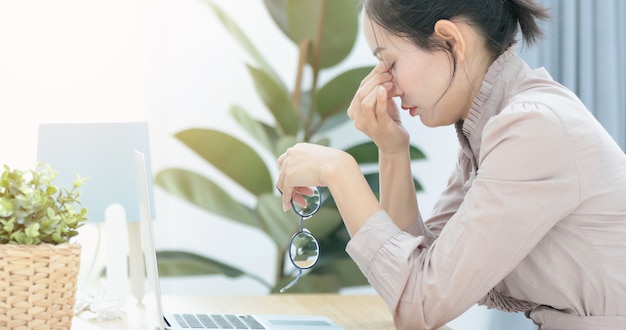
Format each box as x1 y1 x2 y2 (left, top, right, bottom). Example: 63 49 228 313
72 294 451 330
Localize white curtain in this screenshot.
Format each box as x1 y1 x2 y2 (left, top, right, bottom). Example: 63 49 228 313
517 0 626 151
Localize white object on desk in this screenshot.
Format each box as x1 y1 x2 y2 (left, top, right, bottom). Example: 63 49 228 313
104 204 128 307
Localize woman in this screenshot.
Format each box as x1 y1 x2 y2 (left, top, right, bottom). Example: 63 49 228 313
276 0 626 329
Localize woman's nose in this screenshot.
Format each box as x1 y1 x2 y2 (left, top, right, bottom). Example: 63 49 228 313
388 79 402 98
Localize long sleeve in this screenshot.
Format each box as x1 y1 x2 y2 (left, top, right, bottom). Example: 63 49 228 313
347 102 582 329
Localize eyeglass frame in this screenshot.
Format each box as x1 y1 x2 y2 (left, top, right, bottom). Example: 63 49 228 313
279 187 322 293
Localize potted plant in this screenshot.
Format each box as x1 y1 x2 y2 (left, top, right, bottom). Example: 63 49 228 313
155 0 426 293
0 163 87 329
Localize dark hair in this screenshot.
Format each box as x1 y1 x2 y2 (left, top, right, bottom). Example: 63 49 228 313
360 0 550 60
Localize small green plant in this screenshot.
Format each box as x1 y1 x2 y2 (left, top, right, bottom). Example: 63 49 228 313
0 164 88 245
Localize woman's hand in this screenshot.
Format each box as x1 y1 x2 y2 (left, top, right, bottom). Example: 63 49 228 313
347 62 410 156
277 143 381 236
276 143 352 212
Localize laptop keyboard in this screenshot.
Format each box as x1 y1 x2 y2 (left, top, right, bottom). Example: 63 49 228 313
173 313 265 329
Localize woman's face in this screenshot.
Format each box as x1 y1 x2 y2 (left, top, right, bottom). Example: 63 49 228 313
363 15 475 127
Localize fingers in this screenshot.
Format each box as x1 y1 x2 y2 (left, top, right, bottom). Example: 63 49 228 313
275 162 292 212
348 63 392 120
276 143 339 212
375 84 392 123
276 145 315 212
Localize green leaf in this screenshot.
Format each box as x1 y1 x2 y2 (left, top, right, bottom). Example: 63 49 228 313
364 172 424 195
2 219 14 233
262 0 288 33
409 145 428 160
256 194 299 248
315 111 352 135
175 128 273 196
275 135 298 157
11 231 26 244
345 141 378 164
229 104 273 152
301 206 343 241
260 122 281 148
155 168 258 228
246 65 300 136
311 258 369 288
312 0 359 69
312 137 331 147
202 0 283 87
156 250 244 277
25 223 40 238
316 66 373 118
266 0 359 69
345 141 427 165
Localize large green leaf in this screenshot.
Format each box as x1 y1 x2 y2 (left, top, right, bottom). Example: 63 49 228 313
275 135 298 157
229 104 272 153
202 0 283 87
256 194 299 248
301 206 343 242
246 65 300 136
409 145 428 160
315 111 352 135
156 250 245 277
316 66 373 118
311 258 369 288
265 0 359 69
155 168 258 227
364 172 424 195
262 0 288 33
175 128 273 196
345 141 427 165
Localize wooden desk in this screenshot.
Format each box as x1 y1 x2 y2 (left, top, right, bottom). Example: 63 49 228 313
72 294 451 329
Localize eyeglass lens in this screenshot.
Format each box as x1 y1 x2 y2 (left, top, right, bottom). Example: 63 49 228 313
280 187 322 293
292 187 321 218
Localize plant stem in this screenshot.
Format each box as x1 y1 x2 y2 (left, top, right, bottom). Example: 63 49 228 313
293 39 311 119
304 0 326 142
274 247 286 290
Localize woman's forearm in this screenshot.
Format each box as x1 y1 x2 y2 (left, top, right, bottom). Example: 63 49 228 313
323 153 382 237
379 150 420 231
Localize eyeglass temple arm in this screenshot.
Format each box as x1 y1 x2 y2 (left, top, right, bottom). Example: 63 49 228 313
279 268 303 293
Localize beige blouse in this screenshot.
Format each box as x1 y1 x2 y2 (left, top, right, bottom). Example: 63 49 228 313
346 47 626 330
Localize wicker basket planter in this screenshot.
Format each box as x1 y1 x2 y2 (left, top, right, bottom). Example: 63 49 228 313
0 243 81 330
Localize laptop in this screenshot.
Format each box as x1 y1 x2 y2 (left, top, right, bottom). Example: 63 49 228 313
133 150 345 330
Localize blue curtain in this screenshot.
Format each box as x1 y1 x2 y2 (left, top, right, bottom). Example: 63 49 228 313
517 0 626 151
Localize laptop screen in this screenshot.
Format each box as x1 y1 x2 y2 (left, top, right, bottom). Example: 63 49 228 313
134 150 166 329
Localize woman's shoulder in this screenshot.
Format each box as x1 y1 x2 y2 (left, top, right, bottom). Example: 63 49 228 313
506 65 587 115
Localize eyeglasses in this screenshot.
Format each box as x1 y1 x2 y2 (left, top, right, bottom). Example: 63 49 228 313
279 187 322 293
